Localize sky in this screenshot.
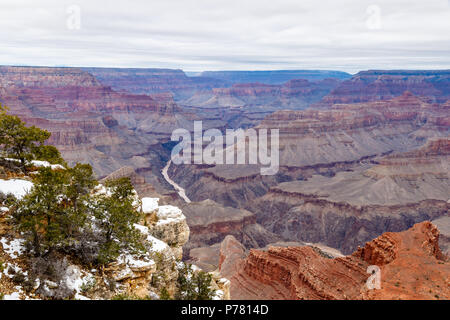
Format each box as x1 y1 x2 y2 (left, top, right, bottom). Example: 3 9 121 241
0 0 449 73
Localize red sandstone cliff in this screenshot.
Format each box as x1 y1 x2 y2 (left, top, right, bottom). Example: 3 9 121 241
220 222 449 300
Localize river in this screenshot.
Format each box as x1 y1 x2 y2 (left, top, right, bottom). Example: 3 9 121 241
161 160 191 203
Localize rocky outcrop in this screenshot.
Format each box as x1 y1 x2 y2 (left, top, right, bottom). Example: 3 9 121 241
181 199 278 256
140 197 190 261
221 222 449 300
0 194 230 300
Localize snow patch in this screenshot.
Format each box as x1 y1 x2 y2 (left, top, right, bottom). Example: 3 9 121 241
156 205 185 226
30 160 65 170
141 197 159 214
0 238 26 259
0 179 33 200
133 223 169 252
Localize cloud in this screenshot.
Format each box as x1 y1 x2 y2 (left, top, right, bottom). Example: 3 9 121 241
0 0 449 72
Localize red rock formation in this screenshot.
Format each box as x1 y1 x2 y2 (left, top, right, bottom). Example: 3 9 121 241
170 92 449 209
221 222 449 300
181 199 279 263
0 66 192 179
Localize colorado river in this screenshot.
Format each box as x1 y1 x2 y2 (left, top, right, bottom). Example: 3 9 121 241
161 160 191 203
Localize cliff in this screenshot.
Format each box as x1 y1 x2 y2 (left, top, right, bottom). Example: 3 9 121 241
84 67 229 100
0 177 228 300
317 70 450 107
220 222 449 300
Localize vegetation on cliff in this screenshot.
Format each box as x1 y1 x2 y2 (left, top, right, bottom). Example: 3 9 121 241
0 106 217 300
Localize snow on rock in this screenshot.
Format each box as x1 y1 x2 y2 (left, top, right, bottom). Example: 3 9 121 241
30 160 65 170
156 205 185 226
133 223 169 253
213 289 225 300
0 206 9 216
144 201 190 260
64 265 84 293
4 158 64 170
141 197 159 214
3 291 21 300
0 179 33 200
0 238 26 259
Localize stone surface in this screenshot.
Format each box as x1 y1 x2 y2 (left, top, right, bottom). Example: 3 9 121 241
221 222 449 300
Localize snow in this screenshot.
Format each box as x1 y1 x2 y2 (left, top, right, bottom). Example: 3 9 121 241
30 160 65 170
147 235 169 252
140 197 186 226
117 253 155 270
93 184 112 197
156 205 185 225
0 179 33 199
4 158 64 170
0 206 8 216
133 223 149 234
0 238 26 259
133 223 169 252
141 197 159 214
3 291 21 300
75 293 90 300
64 265 83 292
213 289 224 300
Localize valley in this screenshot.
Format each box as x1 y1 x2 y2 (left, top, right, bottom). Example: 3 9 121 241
0 65 448 299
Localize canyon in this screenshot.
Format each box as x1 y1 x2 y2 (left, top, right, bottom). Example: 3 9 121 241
0 65 448 299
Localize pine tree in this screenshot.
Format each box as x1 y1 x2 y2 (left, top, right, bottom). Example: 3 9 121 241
32 145 66 165
175 263 216 300
93 177 143 265
0 105 51 173
13 167 68 255
13 164 98 256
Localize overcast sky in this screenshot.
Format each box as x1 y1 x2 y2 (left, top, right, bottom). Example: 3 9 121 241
0 0 449 73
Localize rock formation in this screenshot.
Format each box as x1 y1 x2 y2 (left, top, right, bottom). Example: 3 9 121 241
180 199 279 269
317 70 450 107
0 181 228 300
84 67 229 101
220 222 449 300
198 70 351 85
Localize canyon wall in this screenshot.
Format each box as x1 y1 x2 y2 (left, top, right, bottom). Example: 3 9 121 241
220 222 449 300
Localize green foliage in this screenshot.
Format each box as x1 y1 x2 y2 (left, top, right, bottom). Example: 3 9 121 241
80 277 97 294
159 287 172 300
0 106 51 172
0 192 17 207
32 145 66 166
111 293 152 300
174 263 215 300
13 163 97 256
93 177 143 265
13 167 69 255
3 107 147 271
14 166 144 264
